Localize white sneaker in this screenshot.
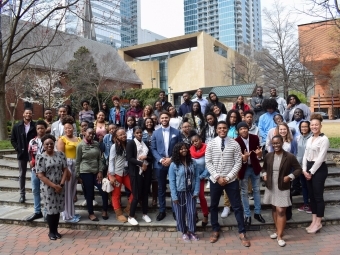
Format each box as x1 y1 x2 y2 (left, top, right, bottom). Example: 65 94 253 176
206 181 210 189
270 233 277 239
93 200 98 206
221 206 230 218
81 200 87 206
277 238 286 247
128 217 139 226
142 215 152 223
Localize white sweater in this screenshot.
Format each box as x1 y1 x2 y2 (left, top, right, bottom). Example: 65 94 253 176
205 136 242 183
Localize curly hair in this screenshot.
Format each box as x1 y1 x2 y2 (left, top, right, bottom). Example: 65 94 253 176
286 94 301 105
142 117 155 131
113 128 127 156
226 109 242 127
262 98 278 111
41 134 56 144
171 142 192 167
36 119 48 128
61 115 75 125
310 113 323 122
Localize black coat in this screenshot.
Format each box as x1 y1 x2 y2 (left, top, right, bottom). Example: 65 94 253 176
11 120 37 160
126 139 152 177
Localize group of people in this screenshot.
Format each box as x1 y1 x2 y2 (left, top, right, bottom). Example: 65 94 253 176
10 88 329 247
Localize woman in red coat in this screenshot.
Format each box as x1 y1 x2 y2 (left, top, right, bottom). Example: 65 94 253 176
232 96 251 112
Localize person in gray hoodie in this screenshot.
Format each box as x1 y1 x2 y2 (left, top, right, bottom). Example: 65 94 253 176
296 121 312 214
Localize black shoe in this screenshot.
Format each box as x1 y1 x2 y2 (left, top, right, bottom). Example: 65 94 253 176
244 217 251 226
291 190 300 196
55 232 62 239
156 212 166 221
48 233 57 241
172 212 176 221
254 214 265 223
26 212 43 222
19 196 25 203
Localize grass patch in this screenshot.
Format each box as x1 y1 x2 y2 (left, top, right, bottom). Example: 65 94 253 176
329 137 340 149
0 140 13 150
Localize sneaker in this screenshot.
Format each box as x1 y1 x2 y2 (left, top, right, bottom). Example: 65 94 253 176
182 233 190 241
142 215 152 223
189 233 199 241
298 204 307 212
81 200 87 206
221 206 230 218
206 181 210 189
305 205 312 214
277 238 286 247
65 217 79 223
93 200 98 206
248 193 254 200
270 233 277 239
128 217 139 226
74 214 81 219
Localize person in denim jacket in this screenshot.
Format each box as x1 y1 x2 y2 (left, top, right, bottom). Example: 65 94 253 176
169 142 200 241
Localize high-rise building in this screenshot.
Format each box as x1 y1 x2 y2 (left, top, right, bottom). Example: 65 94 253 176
184 0 262 52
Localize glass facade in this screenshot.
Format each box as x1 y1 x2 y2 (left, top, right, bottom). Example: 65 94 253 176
184 0 262 52
64 0 139 48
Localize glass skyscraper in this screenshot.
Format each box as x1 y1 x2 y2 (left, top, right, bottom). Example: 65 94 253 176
184 0 262 52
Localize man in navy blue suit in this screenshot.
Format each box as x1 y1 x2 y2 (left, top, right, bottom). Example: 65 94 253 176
151 111 182 221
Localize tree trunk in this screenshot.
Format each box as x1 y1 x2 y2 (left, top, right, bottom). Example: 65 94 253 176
0 78 9 139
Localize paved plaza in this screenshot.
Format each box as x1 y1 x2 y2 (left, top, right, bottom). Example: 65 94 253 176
0 224 339 255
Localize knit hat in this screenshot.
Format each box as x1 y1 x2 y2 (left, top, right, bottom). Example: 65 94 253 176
237 122 249 131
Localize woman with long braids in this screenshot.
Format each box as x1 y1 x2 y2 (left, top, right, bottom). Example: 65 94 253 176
108 128 134 223
36 135 69 240
200 113 218 144
226 109 242 139
183 102 205 135
169 142 200 241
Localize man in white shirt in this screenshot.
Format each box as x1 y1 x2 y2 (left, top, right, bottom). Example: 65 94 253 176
270 88 287 115
205 121 250 247
51 106 77 140
192 89 208 114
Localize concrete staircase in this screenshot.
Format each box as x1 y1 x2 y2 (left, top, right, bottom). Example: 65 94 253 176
0 151 339 231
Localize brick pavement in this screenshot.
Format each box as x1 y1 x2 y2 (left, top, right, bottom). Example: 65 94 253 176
0 224 339 255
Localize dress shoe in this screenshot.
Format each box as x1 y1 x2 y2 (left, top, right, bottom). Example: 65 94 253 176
156 212 166 221
26 212 43 222
291 190 300 196
55 232 62 239
239 233 250 247
254 214 265 223
244 216 251 226
19 196 25 203
48 233 57 241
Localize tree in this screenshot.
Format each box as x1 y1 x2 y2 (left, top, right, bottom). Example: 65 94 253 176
0 0 127 139
330 63 340 94
261 0 300 98
67 46 132 111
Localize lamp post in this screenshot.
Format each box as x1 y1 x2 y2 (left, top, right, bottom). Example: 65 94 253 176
168 86 173 105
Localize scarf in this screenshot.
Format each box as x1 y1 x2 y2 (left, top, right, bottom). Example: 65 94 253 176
190 143 207 159
133 138 149 174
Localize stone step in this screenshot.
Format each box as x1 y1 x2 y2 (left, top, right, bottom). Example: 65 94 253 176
0 203 339 231
1 188 339 211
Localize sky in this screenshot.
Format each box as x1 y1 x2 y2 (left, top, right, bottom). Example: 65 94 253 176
140 0 323 39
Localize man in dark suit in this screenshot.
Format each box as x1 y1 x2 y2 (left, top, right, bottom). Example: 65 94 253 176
11 108 37 203
235 122 265 227
151 111 181 221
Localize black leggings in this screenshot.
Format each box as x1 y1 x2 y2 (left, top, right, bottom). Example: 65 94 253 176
46 213 60 234
306 161 328 217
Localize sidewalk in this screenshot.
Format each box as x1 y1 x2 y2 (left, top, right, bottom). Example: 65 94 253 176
0 224 339 255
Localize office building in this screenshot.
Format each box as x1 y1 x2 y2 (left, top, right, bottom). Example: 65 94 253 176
184 0 262 52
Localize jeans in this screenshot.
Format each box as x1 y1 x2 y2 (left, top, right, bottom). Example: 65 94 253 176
31 170 41 214
80 173 108 215
210 180 245 233
300 174 309 205
156 167 169 213
18 160 28 196
240 166 261 217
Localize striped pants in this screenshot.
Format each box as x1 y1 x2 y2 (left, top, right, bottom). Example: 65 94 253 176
172 191 196 234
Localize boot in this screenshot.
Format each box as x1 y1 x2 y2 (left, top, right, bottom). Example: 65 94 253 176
124 202 131 215
115 209 127 223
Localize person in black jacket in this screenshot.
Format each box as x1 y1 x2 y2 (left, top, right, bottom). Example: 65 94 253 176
10 108 37 203
205 92 227 115
126 126 153 225
159 90 172 111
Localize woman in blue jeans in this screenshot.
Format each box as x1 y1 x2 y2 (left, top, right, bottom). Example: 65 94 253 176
76 128 108 221
169 142 200 241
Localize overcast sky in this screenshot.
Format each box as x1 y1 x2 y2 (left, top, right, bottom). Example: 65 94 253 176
140 0 322 38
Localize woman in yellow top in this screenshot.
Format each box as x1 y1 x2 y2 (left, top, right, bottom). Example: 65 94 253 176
57 115 81 223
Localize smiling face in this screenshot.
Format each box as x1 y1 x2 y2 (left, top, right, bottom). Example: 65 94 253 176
43 138 55 153
238 126 249 139
270 88 277 97
145 118 154 130
310 119 322 135
58 107 67 119
179 145 188 157
116 129 127 142
155 101 162 111
23 109 33 122
244 113 253 125
206 114 215 126
272 137 283 152
159 113 170 127
216 123 228 138
213 106 221 116
84 129 95 141
108 124 117 135
256 87 263 96
80 121 88 133
64 123 74 137
144 106 152 116
300 122 310 135
278 124 288 138
97 112 105 122
293 108 303 121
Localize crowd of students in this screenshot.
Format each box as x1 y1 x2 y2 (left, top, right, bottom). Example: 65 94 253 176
10 88 330 247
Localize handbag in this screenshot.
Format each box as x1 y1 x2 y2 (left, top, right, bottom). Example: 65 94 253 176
102 177 113 193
